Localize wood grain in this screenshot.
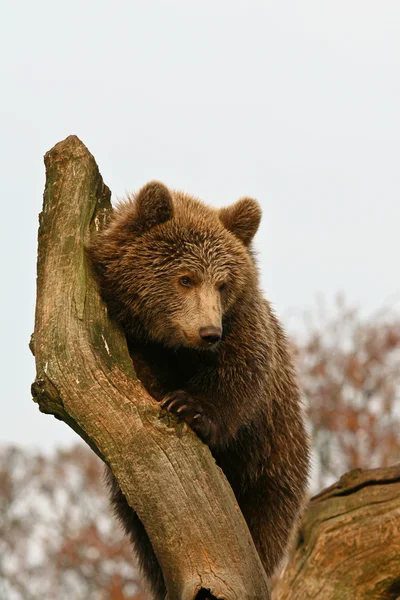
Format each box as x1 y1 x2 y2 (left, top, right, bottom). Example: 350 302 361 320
274 466 400 600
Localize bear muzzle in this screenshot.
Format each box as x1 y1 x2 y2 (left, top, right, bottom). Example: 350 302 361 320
199 326 223 346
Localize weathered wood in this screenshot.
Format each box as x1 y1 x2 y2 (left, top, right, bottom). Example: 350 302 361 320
31 135 271 600
274 465 400 600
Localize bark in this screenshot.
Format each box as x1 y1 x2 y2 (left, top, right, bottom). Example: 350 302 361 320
274 465 400 600
31 135 271 600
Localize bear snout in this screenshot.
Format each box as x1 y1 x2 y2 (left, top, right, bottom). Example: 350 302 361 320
199 326 222 345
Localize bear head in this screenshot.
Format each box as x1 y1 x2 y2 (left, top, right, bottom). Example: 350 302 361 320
90 181 262 350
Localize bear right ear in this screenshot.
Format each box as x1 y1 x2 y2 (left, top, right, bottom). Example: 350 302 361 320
134 181 173 233
219 197 262 246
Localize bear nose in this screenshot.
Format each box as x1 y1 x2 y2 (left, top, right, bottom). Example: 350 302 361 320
199 326 222 345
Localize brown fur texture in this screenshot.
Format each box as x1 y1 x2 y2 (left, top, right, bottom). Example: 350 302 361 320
89 181 310 600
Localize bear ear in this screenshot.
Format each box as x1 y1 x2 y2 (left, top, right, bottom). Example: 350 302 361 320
134 181 173 232
219 197 262 246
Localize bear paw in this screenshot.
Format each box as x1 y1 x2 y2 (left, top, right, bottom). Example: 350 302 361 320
160 391 217 445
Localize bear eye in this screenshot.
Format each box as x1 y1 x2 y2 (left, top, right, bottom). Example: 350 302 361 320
219 282 228 293
179 276 193 288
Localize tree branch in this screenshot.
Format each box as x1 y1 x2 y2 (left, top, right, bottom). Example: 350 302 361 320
274 465 400 600
31 135 271 600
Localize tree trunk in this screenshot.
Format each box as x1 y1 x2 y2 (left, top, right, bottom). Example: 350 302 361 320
31 135 271 600
274 465 400 600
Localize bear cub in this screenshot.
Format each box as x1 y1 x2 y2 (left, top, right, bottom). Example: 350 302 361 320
89 181 310 599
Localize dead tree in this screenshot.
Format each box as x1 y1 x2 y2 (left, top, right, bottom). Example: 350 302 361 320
273 465 400 600
31 135 400 600
30 135 271 600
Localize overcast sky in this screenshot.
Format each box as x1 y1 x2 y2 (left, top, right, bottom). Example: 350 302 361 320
1 0 399 450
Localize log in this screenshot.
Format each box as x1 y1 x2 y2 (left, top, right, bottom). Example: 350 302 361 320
31 135 271 600
274 465 400 600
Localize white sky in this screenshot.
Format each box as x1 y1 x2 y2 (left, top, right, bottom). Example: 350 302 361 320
1 0 399 450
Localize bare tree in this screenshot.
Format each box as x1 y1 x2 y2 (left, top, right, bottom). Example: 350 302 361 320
30 135 271 600
29 135 400 600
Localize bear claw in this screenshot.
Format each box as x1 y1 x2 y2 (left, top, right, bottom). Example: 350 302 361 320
160 390 217 444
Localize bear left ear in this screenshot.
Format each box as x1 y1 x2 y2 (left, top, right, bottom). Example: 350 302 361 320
135 180 174 232
219 197 262 246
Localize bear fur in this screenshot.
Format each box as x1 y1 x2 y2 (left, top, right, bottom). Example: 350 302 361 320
89 181 310 599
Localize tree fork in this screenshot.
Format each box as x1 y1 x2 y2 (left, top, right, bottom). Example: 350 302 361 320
31 135 271 600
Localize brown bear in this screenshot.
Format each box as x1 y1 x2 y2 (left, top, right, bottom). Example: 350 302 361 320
89 181 310 599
